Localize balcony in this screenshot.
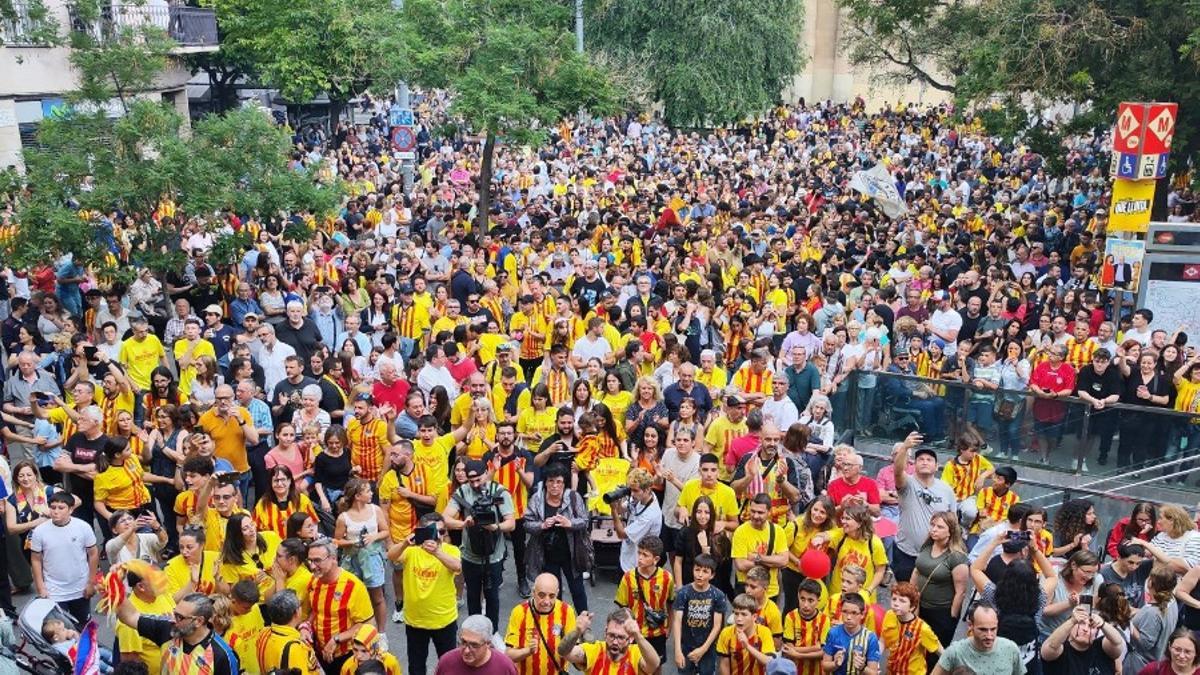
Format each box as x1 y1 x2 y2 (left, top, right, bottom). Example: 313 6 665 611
0 2 58 46
68 2 218 52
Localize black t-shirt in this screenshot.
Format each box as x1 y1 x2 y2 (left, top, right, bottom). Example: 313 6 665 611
136 618 237 675
1120 371 1172 407
272 376 318 425
65 432 106 505
571 277 607 310
542 502 569 563
1075 366 1124 404
274 320 323 366
958 310 982 344
1043 638 1117 675
313 450 352 493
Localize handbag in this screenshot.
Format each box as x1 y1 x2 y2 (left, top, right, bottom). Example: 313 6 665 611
993 397 1018 421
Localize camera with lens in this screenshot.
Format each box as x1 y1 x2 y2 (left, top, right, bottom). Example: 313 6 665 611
470 492 501 527
603 486 631 505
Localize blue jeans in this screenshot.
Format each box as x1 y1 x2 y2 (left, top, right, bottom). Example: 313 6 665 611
966 400 996 436
909 397 946 439
997 410 1024 457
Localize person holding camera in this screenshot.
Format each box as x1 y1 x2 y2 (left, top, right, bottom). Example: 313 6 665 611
444 459 517 628
612 468 663 573
523 464 591 612
389 512 462 675
1040 604 1125 674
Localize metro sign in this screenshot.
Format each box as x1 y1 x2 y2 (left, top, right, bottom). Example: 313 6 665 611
1115 105 1142 152
1143 103 1179 154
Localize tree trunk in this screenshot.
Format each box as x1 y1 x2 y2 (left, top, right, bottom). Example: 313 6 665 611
476 129 495 235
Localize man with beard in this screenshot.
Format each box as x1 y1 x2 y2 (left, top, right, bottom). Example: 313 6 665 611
116 592 239 675
731 423 810 524
505 574 579 675
558 608 661 675
484 422 536 597
533 407 578 474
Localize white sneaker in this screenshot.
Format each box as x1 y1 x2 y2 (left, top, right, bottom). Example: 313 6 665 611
582 571 591 580
392 609 405 624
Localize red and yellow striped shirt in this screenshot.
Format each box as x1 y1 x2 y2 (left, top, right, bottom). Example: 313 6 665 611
733 367 773 402
940 455 994 501
308 570 374 658
880 611 940 675
1064 337 1097 371
254 493 319 539
488 451 531 518
973 486 1020 532
540 368 571 406
782 610 830 675
615 568 674 638
504 600 577 675
347 417 389 482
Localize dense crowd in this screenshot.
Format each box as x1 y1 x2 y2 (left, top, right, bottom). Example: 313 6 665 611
1 94 1200 675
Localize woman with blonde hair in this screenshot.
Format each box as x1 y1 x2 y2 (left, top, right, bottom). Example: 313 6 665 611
625 375 668 447
913 511 970 646
1152 505 1200 575
458 397 497 460
1127 566 1182 673
188 355 221 411
813 503 889 603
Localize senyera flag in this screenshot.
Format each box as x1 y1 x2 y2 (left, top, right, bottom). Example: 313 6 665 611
68 619 101 675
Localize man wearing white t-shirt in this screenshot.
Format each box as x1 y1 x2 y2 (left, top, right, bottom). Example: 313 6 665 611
31 491 98 627
570 317 613 369
928 291 963 351
1123 308 1154 347
657 428 701 558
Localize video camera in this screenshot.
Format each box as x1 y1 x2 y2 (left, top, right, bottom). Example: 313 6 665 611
602 486 631 505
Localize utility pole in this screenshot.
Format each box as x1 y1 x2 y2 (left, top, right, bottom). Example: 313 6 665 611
392 0 415 192
575 0 583 53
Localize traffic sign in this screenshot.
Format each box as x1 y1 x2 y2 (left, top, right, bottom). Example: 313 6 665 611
1114 152 1138 179
1138 154 1161 180
1143 103 1178 154
391 125 416 152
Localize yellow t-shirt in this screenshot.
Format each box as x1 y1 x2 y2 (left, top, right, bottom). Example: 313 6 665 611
226 606 266 675
715 623 775 675
1176 378 1200 417
116 592 175 673
826 530 889 603
119 335 165 390
93 458 151 509
705 416 748 480
676 480 740 524
219 531 282 598
173 338 216 398
285 565 313 620
201 507 248 552
400 543 461 630
413 433 456 497
696 367 729 391
163 550 220 597
597 391 634 440
516 406 557 449
880 611 940 675
730 522 789 596
256 624 321 675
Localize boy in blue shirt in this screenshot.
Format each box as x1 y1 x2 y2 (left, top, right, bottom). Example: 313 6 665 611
821 594 881 675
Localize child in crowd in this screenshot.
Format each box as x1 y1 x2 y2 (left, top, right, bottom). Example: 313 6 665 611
941 433 994 530
743 565 782 651
616 535 674 674
973 466 1019 534
671 553 728 675
43 616 115 674
827 564 877 632
782 579 830 675
879 582 941 675
821 594 881 675
716 594 776 675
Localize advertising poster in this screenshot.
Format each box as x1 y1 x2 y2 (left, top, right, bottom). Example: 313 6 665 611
1099 238 1145 291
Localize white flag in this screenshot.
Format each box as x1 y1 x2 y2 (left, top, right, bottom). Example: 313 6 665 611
850 164 908 219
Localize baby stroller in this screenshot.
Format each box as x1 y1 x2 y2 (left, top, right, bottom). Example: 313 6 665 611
587 457 630 585
13 599 75 674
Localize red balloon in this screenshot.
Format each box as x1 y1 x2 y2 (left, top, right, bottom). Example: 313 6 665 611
874 518 898 538
799 547 832 580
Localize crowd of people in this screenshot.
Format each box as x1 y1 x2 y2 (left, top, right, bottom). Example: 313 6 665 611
2 93 1200 675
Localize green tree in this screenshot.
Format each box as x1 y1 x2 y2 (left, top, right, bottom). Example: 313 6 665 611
587 0 806 128
3 4 342 277
400 0 620 233
840 0 1200 163
213 0 406 122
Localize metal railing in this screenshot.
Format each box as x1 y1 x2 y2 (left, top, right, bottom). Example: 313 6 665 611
67 3 216 47
0 2 57 45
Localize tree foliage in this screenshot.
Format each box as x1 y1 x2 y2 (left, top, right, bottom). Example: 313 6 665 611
840 0 1200 161
400 0 620 232
213 0 406 111
586 0 806 128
